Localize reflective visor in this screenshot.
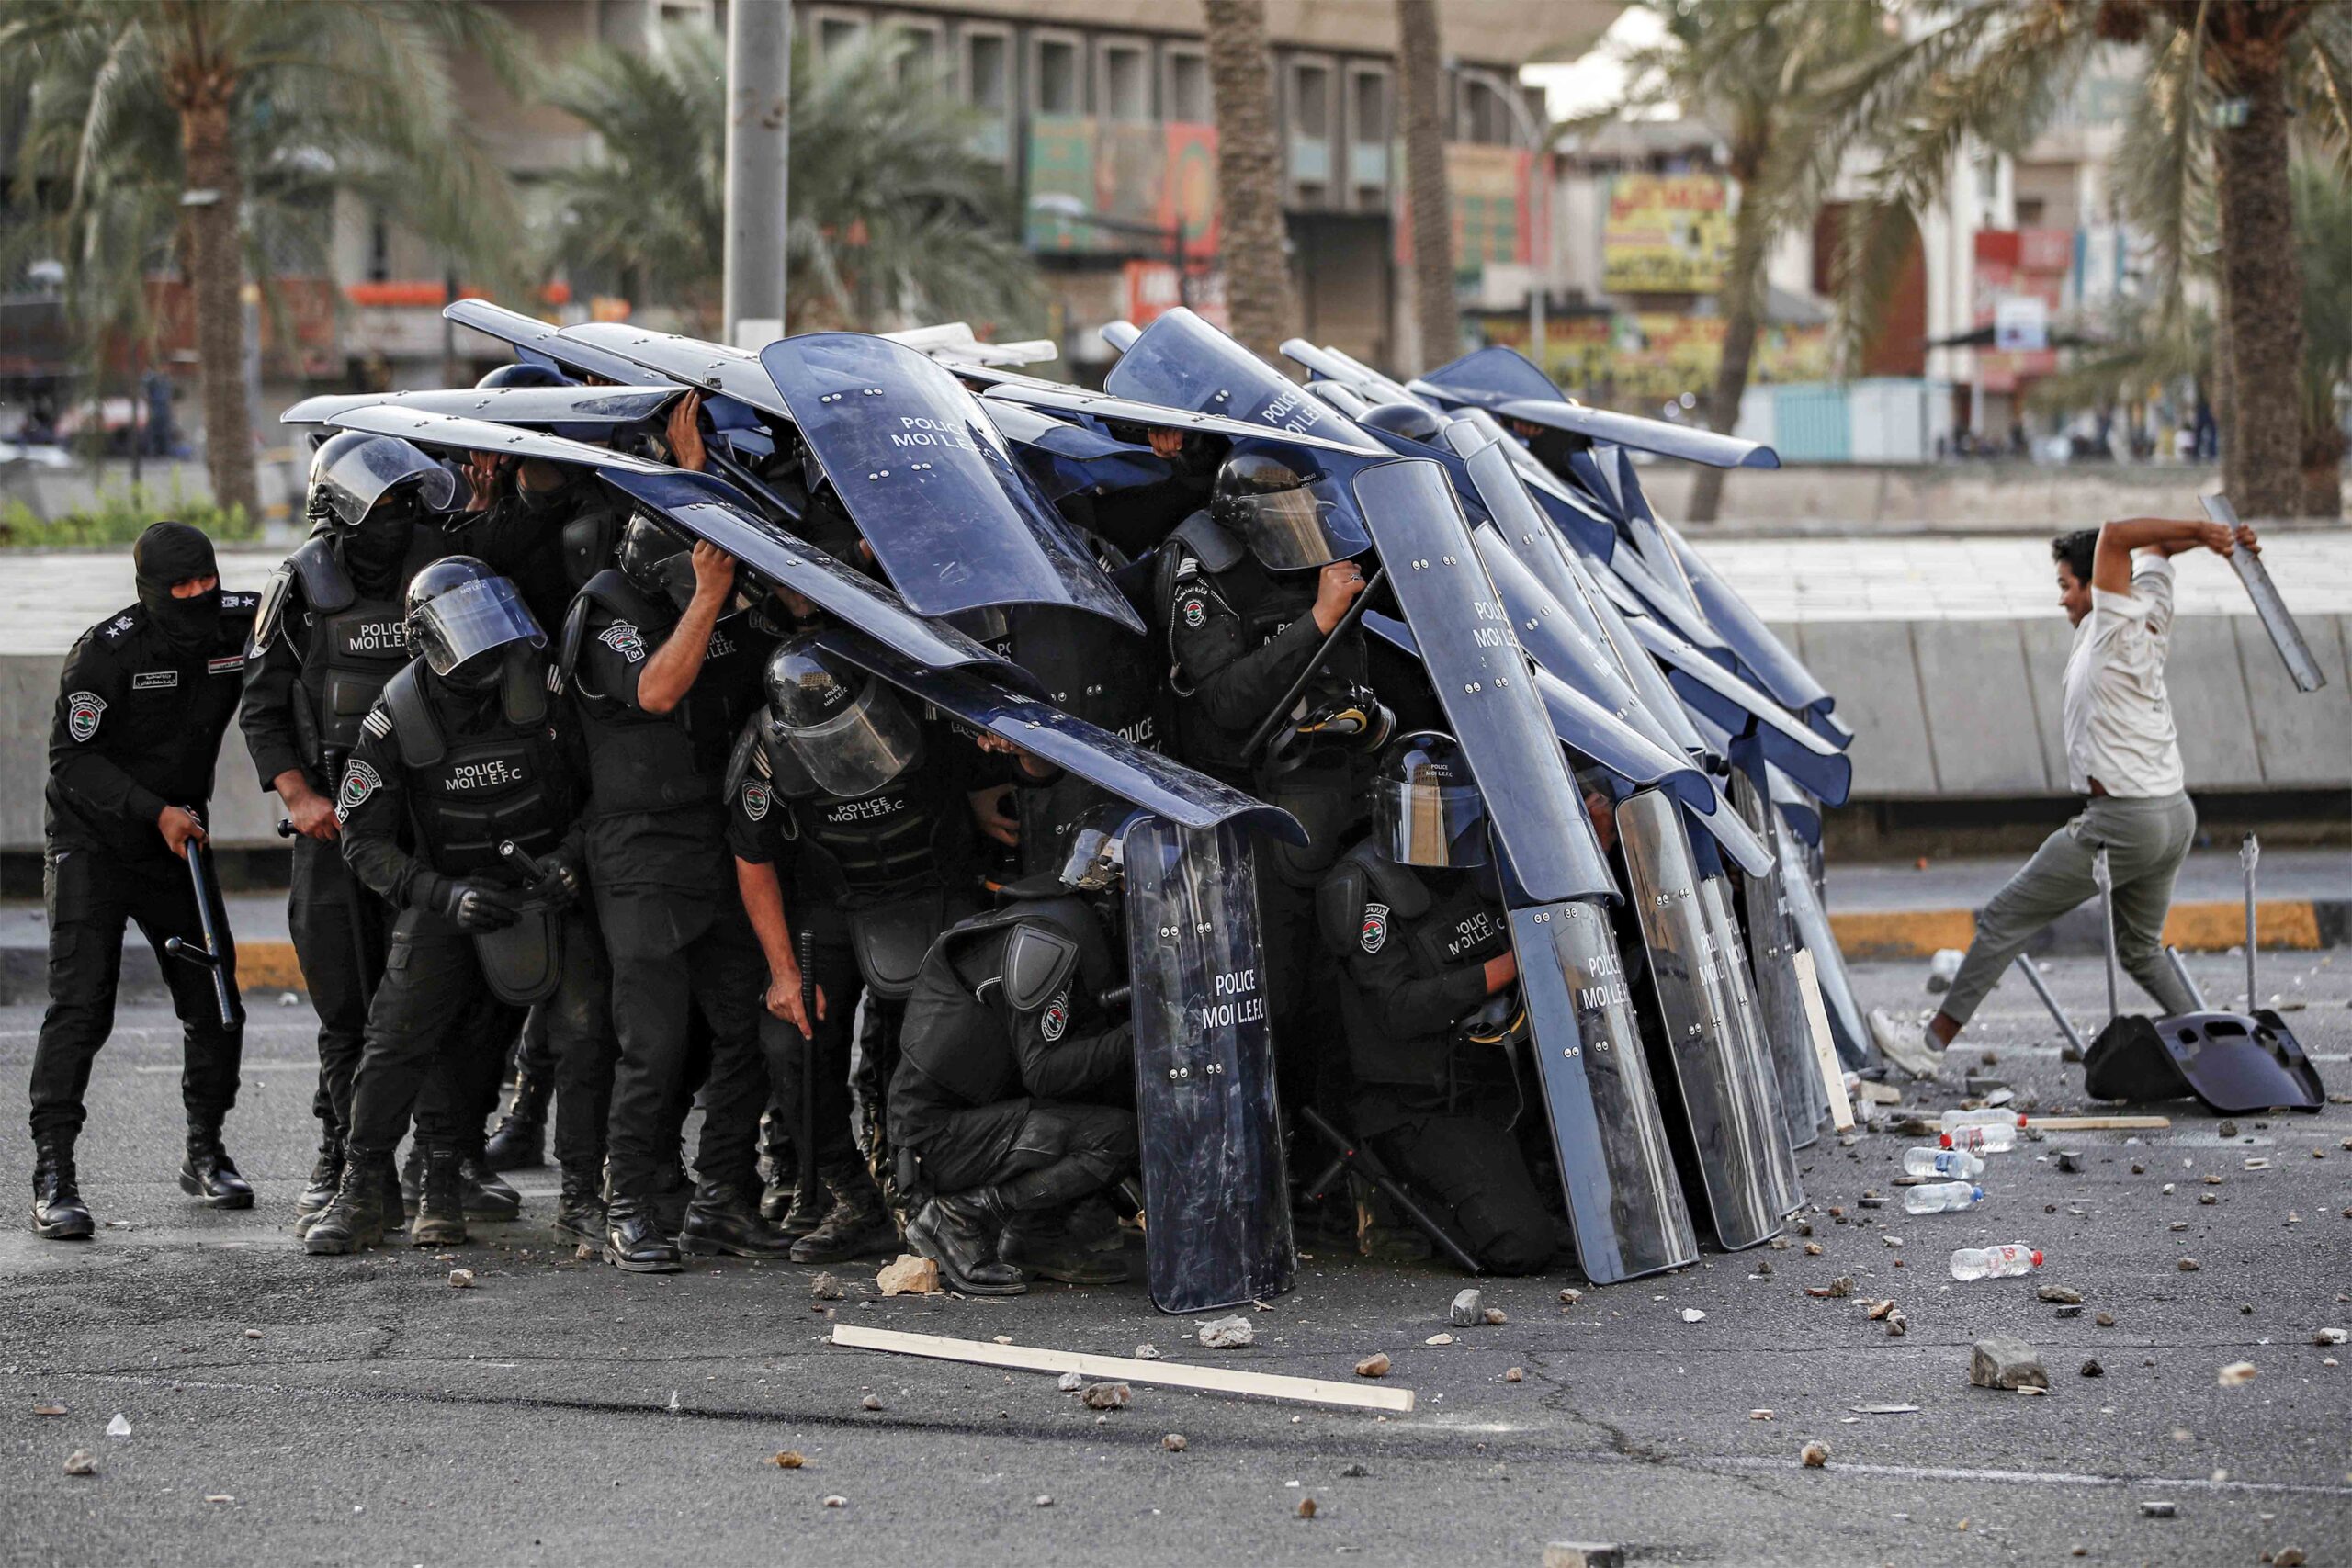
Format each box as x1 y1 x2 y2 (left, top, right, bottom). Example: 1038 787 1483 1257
1371 775 1488 867
408 575 544 678
1246 479 1365 571
317 436 458 529
774 680 924 799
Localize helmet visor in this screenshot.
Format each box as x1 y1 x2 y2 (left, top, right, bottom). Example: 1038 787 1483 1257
1371 775 1489 868
1243 476 1368 572
775 679 924 798
1058 820 1127 892
408 574 545 679
316 436 458 530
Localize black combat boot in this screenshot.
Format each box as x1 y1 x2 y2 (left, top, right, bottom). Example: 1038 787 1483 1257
178 1118 254 1210
790 1160 900 1265
650 1153 692 1235
903 1187 1026 1295
552 1161 605 1249
764 1169 829 1234
603 1194 684 1274
379 1151 409 1224
1000 1207 1130 1285
400 1142 423 1211
483 1067 549 1171
304 1148 391 1256
29 1133 94 1240
294 1134 344 1233
458 1153 521 1221
410 1143 468 1247
679 1180 796 1258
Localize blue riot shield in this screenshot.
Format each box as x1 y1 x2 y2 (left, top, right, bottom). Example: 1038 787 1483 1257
760 334 1144 632
1414 344 1781 469
1730 767 1831 1142
283 385 683 438
1124 818 1295 1314
442 299 664 388
1102 307 1383 453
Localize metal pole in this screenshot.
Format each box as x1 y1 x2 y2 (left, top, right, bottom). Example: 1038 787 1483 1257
724 0 793 349
2092 847 2119 1026
2009 954 2086 1055
2163 946 2209 1012
2241 832 2260 1010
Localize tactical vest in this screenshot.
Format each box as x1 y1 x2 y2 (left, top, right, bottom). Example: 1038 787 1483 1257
1320 840 1512 1089
273 530 448 762
898 896 1114 1111
786 750 969 901
377 655 571 879
560 569 762 818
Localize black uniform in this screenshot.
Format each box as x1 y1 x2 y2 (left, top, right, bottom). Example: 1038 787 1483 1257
726 718 984 1177
565 571 772 1201
30 587 255 1143
335 655 613 1177
241 527 447 1141
1317 840 1553 1274
888 896 1136 1208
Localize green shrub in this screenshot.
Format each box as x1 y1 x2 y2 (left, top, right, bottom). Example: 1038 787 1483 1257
0 481 257 548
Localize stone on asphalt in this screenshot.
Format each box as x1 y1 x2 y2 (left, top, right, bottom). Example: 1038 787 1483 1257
2217 1361 2257 1387
875 1255 937 1296
1484 1306 1508 1325
1133 1343 1160 1359
1504 1366 1524 1382
1354 1353 1391 1379
1080 1382 1130 1410
1800 1440 1829 1468
821 1495 846 1508
2177 1258 2201 1271
1425 1333 1454 1346
1970 1337 2049 1391
2080 1359 2104 1378
447 1268 474 1289
2274 1548 2306 1565
1680 1308 1706 1323
1196 1315 1254 1349
1340 1462 1369 1477
768 1451 806 1469
2140 1501 2177 1518
2312 1327 2346 1346
1541 1543 1625 1568
2037 1284 2082 1304
1450 1288 1483 1325
1057 1371 1083 1392
808 1272 844 1301
860 1393 883 1411
1161 1433 1186 1451
32 1403 64 1417
1295 1497 1317 1519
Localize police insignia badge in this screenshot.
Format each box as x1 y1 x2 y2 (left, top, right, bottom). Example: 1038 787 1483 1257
741 779 771 822
66 692 106 742
336 759 383 822
599 622 647 663
1361 900 1390 954
1181 594 1206 630
1040 987 1070 1043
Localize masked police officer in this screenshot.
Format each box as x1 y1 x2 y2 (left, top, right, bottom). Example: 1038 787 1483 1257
563 513 780 1271
30 522 257 1237
1317 733 1553 1275
1158 452 1390 1094
887 807 1142 1295
729 638 1002 1264
303 558 614 1254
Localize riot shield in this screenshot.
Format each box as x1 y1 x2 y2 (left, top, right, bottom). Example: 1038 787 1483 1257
1730 770 1831 1142
319 405 678 477
976 375 1374 455
1695 873 1810 1207
759 334 1144 632
1767 793 1873 1071
282 385 684 438
442 298 661 388
1448 409 1620 562
1620 608 1854 807
1511 899 1699 1282
1412 344 1780 469
1124 817 1295 1313
1102 307 1382 452
1614 787 1791 1250
1664 522 1849 745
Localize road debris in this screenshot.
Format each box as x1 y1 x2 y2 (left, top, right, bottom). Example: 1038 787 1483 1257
821 1495 846 1508
876 1255 938 1296
860 1393 883 1411
1450 1288 1483 1325
1804 1277 1854 1298
768 1451 806 1469
1424 1332 1453 1346
1133 1344 1160 1359
1340 1462 1370 1477
2140 1500 2176 1518
2217 1361 2257 1387
1970 1337 2049 1391
1680 1308 1706 1323
2038 1284 2083 1304
1354 1353 1392 1379
1542 1544 1625 1568
2312 1327 2347 1346
1196 1315 1255 1349
32 1404 64 1417
809 1273 844 1301
1162 1433 1186 1451
105 1414 130 1438
1295 1497 1317 1519
2080 1359 2104 1377
1801 1440 1830 1467
1080 1382 1130 1410
62 1450 95 1476
2177 1258 2201 1271
1484 1306 1508 1325
1504 1367 1524 1382
1057 1371 1084 1391
448 1268 474 1289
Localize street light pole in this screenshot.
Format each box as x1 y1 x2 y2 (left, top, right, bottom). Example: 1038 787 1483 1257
725 0 792 349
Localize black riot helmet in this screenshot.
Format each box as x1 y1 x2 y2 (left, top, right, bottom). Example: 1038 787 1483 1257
1359 400 1442 446
1208 452 1370 572
405 556 545 689
763 637 924 798
476 361 575 390
1370 730 1490 869
1058 802 1149 894
615 511 698 612
306 430 458 532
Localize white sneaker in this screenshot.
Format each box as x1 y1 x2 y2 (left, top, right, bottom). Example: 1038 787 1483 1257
1868 1006 1945 1079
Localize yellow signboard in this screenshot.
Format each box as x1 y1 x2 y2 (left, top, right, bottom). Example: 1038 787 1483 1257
1602 174 1730 294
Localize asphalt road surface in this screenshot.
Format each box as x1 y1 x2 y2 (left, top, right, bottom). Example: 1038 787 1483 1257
1 953 2346 1567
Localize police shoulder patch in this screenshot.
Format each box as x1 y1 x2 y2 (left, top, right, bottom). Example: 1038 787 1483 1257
361 707 393 741
97 610 141 645
65 691 107 742
335 759 384 822
1360 900 1390 954
741 779 771 822
1179 592 1208 631
598 621 647 664
1039 986 1070 1043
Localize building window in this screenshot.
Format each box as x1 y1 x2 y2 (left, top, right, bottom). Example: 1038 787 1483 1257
1288 58 1333 188
1101 40 1149 123
964 28 1010 112
1346 65 1390 195
1034 34 1081 117
887 18 944 85
813 12 865 63
1166 48 1209 123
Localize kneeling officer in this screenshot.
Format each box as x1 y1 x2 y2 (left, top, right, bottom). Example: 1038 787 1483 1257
888 807 1144 1294
1317 733 1554 1275
306 558 612 1253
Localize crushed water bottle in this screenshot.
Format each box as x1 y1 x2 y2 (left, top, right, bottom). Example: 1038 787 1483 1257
1949 1243 2041 1280
1942 1123 2018 1154
1903 1145 1984 1179
1905 1180 1984 1213
1939 1109 2027 1132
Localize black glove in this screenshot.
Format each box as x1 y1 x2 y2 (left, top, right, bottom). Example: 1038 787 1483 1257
436 879 523 932
538 849 585 909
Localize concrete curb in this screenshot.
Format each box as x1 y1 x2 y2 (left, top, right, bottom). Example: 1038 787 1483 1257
1829 898 2348 961
0 941 307 1008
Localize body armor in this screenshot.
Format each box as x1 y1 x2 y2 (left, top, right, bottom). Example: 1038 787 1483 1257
560 569 761 818
1321 840 1513 1091
377 655 571 880
274 531 448 767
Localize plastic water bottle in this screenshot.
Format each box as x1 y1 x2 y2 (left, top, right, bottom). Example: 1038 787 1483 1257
1904 1145 1984 1179
1939 1109 2027 1132
1942 1123 2018 1154
1905 1180 1985 1214
1949 1243 2041 1280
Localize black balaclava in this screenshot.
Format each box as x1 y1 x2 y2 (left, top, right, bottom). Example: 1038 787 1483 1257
343 496 419 599
133 520 220 651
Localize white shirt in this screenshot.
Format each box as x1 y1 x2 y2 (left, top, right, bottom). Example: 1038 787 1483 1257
2062 554 2184 797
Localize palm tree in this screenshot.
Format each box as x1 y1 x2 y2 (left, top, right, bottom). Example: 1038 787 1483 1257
1203 0 1300 365
2290 159 2352 514
540 26 1037 340
0 1 526 517
1396 0 1456 375
1823 0 2352 521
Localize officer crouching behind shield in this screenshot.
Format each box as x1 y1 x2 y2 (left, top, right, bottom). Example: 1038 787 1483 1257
1317 733 1556 1275
885 806 1146 1295
303 559 615 1255
29 522 256 1238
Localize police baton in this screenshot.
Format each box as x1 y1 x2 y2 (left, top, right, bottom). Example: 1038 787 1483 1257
1240 565 1386 761
796 925 819 1206
162 809 245 1032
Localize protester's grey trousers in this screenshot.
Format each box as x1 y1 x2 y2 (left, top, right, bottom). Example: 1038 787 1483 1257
1941 792 2199 1028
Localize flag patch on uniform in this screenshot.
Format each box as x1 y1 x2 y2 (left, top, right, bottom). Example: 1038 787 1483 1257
599 622 647 663
1361 901 1390 954
66 692 106 741
131 671 178 691
207 654 245 675
1040 987 1070 1043
336 760 383 822
1180 593 1207 629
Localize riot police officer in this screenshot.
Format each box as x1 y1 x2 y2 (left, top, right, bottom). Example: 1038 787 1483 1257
1316 733 1554 1275
1159 452 1390 1092
30 522 257 1237
304 559 614 1254
729 639 997 1264
888 807 1143 1295
563 513 779 1271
